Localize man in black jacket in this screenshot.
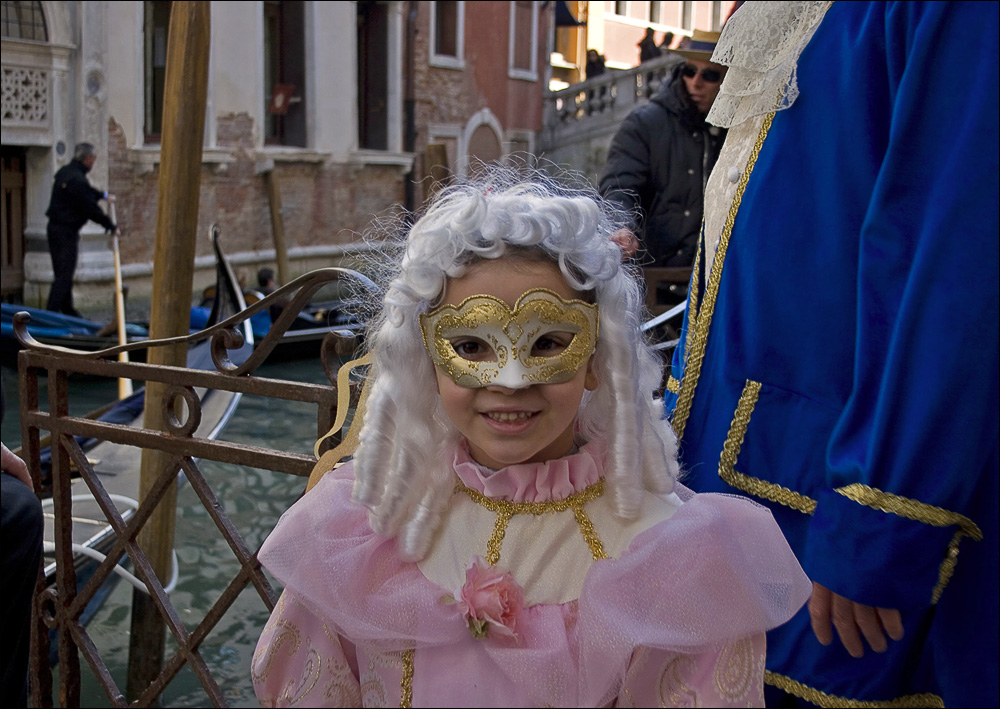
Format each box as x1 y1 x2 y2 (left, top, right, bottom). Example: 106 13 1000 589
45 142 118 317
600 30 726 273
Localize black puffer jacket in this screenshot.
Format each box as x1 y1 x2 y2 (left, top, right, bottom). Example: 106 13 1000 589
599 64 726 267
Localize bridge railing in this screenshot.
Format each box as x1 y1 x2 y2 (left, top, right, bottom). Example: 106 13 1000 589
539 53 682 154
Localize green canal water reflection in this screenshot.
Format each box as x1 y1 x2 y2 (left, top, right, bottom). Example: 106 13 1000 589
2 357 334 707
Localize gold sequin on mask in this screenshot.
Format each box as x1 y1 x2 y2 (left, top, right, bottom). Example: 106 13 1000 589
419 288 600 389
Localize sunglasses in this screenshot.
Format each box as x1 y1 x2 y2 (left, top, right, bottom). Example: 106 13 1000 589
681 64 723 83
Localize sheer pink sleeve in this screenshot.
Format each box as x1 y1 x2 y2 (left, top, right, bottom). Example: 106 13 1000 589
618 633 767 707
252 590 361 708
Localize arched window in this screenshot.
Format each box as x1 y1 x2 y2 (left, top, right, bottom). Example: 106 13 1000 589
0 1 48 41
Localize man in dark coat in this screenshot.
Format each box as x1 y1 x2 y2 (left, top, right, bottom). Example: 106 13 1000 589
600 30 726 272
45 142 117 317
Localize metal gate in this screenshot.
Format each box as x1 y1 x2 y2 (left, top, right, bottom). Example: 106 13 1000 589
14 269 361 707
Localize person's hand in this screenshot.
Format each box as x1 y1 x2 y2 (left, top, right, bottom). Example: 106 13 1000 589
106 193 117 202
611 228 639 258
1 442 32 491
809 582 903 657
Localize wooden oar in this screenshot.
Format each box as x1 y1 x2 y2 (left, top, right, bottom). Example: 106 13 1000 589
109 201 133 398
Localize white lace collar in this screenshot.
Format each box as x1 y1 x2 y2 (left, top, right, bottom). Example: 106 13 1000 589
707 1 834 128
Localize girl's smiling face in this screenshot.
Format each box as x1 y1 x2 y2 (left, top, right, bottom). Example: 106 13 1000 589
432 258 599 469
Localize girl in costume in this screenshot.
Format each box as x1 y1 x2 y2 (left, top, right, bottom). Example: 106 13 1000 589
251 173 810 707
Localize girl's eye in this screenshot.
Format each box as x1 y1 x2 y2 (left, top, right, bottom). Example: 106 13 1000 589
531 333 573 357
451 338 495 361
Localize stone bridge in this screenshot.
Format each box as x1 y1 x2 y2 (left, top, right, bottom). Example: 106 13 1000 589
538 53 683 186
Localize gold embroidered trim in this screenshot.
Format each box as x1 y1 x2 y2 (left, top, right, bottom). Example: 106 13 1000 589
685 228 703 359
718 377 984 602
714 637 756 701
283 645 322 704
834 482 983 604
765 671 944 708
399 649 414 708
728 468 818 514
932 530 965 604
250 618 302 684
457 478 608 564
457 477 607 516
666 376 681 394
571 505 609 560
485 509 514 566
833 484 983 539
658 655 699 707
719 380 818 514
673 112 775 442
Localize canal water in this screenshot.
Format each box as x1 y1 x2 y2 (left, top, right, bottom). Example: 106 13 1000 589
1 356 334 707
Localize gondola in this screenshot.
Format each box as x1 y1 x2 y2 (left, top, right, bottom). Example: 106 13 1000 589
0 304 150 368
191 285 364 362
14 228 253 610
3 272 363 368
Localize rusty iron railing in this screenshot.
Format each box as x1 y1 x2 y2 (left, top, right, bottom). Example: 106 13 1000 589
14 268 367 707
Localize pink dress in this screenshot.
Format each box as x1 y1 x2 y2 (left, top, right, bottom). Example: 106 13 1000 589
252 440 811 707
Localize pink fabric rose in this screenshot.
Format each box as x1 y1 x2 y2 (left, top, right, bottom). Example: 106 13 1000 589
454 556 524 642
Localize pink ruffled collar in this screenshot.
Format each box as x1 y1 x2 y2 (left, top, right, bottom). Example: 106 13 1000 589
451 439 607 503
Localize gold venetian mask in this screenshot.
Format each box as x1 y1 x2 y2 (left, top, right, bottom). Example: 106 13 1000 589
419 288 599 389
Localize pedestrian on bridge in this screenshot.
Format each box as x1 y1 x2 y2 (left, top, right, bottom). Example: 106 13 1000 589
599 30 727 289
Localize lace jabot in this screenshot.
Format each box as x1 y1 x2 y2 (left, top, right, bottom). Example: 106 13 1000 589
707 1 833 128
452 440 606 503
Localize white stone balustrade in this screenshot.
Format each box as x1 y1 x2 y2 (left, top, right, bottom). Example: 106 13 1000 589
539 53 682 184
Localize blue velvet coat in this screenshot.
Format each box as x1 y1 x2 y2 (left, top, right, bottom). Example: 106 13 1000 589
665 3 998 706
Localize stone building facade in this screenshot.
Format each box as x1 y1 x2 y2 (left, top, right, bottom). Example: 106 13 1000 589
1 1 549 309
551 1 737 87
412 0 546 181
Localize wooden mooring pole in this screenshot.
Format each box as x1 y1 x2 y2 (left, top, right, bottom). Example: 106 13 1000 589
264 170 291 287
109 201 133 400
424 143 450 202
126 2 210 703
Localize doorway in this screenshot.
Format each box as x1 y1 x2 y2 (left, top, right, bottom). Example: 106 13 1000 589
1 146 27 301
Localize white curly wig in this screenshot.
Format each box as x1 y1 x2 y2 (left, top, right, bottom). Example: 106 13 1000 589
350 169 679 561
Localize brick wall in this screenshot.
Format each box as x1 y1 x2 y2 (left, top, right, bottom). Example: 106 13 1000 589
106 114 406 284
408 2 548 206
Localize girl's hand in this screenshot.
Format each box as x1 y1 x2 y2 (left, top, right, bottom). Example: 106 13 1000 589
808 581 903 657
610 228 639 258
